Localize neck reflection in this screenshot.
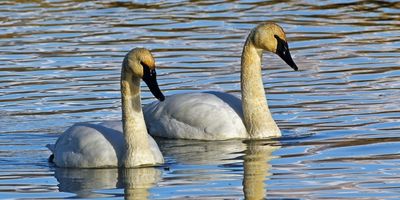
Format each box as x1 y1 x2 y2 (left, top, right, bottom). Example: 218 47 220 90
243 140 280 200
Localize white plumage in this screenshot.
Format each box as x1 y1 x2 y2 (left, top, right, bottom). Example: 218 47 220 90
144 92 247 140
47 121 162 168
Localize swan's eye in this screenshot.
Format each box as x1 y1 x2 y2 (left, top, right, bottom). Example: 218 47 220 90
141 61 151 74
274 35 289 54
141 61 157 79
140 61 148 69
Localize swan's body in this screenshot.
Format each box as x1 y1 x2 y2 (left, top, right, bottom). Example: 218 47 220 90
144 91 247 140
145 23 298 140
47 48 165 168
46 121 162 168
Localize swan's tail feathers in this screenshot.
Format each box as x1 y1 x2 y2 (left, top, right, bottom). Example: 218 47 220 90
48 154 55 163
45 144 55 163
46 144 55 152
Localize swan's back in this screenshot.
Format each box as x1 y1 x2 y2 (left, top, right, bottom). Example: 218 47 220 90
144 92 247 140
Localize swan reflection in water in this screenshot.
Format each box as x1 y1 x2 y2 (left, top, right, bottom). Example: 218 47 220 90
158 139 280 199
243 140 279 200
54 167 162 199
54 139 279 199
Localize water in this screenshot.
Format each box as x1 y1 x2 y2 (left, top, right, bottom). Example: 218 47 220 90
1 0 399 199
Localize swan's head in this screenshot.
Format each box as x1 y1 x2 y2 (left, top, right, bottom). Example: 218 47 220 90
123 48 165 101
251 23 298 71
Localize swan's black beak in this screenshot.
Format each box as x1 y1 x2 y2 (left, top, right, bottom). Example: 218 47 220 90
274 35 298 71
142 66 165 101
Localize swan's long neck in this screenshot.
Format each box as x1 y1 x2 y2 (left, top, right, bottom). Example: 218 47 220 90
241 37 281 138
120 69 154 167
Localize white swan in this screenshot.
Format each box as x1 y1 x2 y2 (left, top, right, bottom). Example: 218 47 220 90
144 22 298 140
47 48 165 168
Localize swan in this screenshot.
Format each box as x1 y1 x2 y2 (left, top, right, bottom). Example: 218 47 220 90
144 22 298 140
46 48 165 168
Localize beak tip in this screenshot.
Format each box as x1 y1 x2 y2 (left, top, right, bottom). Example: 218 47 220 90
158 95 165 101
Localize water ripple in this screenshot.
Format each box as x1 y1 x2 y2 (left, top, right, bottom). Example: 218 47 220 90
0 0 399 199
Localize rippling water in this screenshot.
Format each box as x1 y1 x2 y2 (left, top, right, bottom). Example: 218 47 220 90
1 0 400 199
